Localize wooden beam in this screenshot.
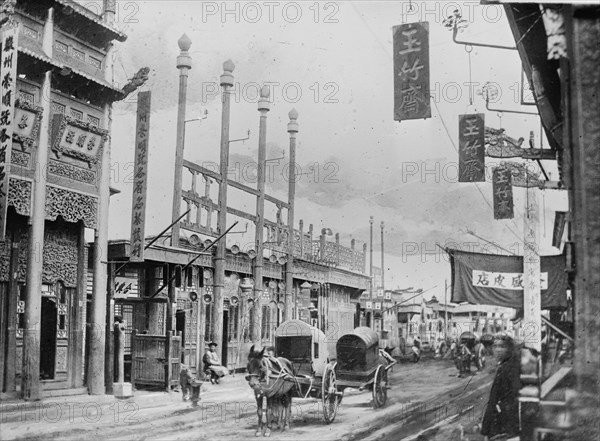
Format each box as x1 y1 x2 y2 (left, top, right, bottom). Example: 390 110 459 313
183 160 289 208
536 181 565 191
521 149 558 160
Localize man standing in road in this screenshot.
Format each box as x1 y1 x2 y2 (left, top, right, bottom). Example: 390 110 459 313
481 335 520 440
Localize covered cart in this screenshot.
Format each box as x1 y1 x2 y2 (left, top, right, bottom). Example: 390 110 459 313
274 320 341 423
334 327 395 408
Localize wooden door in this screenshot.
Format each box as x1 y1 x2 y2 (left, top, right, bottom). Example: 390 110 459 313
131 331 181 390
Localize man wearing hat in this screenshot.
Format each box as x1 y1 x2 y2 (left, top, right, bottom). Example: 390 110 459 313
202 342 228 384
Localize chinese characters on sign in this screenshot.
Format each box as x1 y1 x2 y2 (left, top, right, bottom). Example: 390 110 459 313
129 91 151 262
523 187 541 350
393 22 430 121
458 113 485 182
492 166 514 219
51 114 106 166
472 270 548 290
0 25 18 240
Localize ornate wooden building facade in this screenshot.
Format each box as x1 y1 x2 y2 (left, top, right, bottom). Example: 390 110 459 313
0 0 126 398
104 223 370 387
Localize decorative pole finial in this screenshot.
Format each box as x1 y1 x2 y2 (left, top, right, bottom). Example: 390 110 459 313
178 33 192 51
258 84 270 112
176 34 192 70
287 108 299 134
220 59 235 87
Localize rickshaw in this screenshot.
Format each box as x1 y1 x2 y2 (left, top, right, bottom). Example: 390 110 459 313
333 327 396 408
274 319 341 423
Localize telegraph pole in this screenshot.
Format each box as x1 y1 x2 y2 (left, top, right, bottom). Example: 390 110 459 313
285 109 298 321
369 216 374 329
214 60 235 358
252 86 270 345
380 221 385 294
444 279 448 340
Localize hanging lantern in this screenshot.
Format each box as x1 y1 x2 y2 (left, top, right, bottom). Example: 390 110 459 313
239 277 254 294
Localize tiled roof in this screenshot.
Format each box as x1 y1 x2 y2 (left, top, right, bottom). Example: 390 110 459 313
18 45 125 96
53 0 127 42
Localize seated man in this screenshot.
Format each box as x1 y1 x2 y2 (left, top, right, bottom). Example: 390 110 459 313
202 342 229 384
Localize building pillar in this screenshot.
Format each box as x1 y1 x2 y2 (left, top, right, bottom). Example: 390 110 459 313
21 68 51 400
252 86 270 346
87 102 112 395
284 109 298 322
569 10 600 395
214 60 234 358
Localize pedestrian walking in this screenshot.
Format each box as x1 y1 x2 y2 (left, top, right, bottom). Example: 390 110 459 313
481 335 520 440
456 340 472 378
412 337 421 363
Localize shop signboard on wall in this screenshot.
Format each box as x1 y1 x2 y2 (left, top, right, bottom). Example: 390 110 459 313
0 25 18 240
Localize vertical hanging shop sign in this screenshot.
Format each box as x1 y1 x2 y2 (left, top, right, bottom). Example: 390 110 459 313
129 91 151 262
458 113 485 182
393 22 430 121
492 166 514 219
0 25 18 240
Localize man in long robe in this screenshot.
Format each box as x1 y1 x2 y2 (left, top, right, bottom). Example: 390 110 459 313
481 335 520 440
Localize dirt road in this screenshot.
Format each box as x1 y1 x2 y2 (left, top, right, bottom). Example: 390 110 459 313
2 356 494 441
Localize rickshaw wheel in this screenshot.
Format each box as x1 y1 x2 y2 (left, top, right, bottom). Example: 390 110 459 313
322 363 339 424
372 365 388 409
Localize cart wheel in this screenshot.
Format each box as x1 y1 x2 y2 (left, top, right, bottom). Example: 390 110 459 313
372 365 388 409
322 363 339 424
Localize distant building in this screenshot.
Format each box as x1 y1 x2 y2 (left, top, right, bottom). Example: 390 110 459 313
381 291 516 354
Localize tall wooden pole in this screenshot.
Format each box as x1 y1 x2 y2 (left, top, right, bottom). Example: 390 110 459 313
252 86 270 345
285 109 298 322
214 60 234 358
369 216 374 329
380 221 385 296
170 34 192 247
444 279 448 340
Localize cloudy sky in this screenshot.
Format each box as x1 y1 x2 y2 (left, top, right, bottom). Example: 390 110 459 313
86 1 568 299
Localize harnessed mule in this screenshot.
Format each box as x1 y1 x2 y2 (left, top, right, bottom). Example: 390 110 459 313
246 346 294 437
